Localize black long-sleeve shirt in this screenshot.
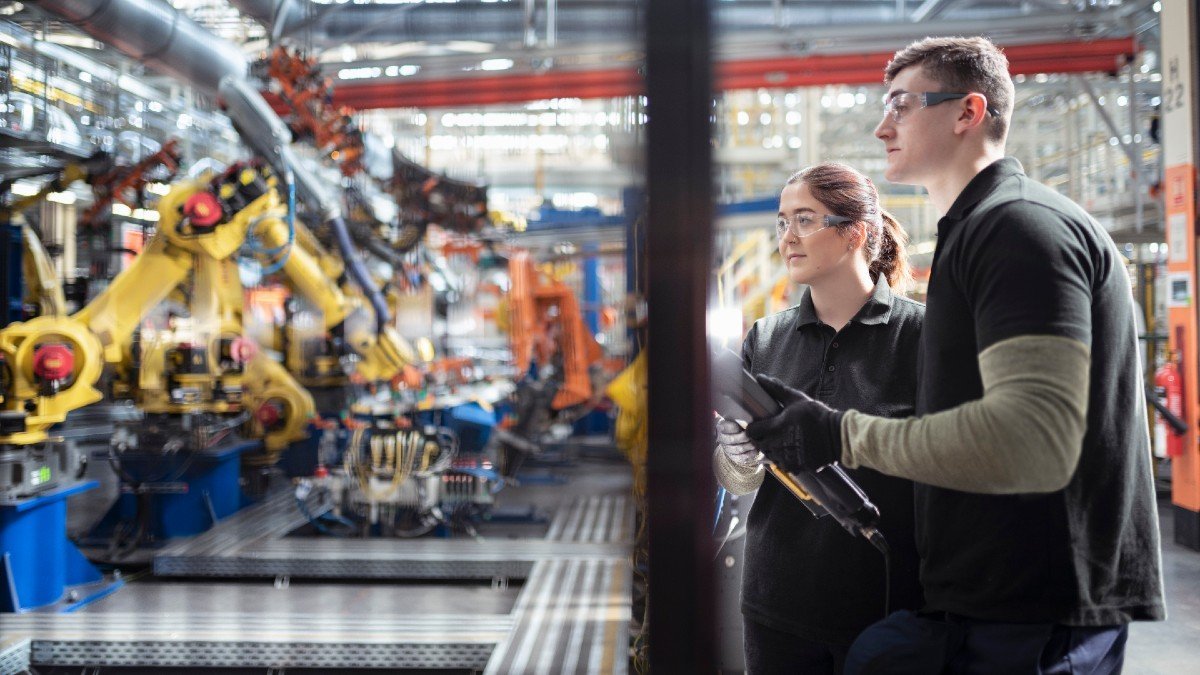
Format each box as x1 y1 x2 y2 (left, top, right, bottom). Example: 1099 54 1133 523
738 275 924 645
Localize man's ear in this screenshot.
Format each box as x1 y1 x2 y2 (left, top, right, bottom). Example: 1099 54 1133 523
954 93 990 135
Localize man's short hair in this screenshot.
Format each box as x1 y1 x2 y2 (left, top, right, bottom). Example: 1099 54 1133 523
884 36 1014 143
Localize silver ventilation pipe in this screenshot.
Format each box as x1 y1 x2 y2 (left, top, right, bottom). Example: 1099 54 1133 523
36 0 394 331
38 0 249 92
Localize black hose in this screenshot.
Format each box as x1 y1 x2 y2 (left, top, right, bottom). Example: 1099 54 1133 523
326 215 391 333
348 219 408 268
1146 385 1188 435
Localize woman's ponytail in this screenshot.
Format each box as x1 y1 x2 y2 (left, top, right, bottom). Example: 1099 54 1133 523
869 210 911 289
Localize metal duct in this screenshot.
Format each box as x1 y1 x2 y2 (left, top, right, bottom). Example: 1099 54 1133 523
226 0 275 23
37 0 248 94
35 0 394 330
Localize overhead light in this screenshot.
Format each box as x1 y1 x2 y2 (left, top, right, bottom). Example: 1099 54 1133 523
385 65 419 77
241 38 269 54
480 58 514 71
355 42 429 60
45 34 101 50
10 182 39 197
47 191 76 205
117 75 158 100
339 67 382 80
446 40 494 54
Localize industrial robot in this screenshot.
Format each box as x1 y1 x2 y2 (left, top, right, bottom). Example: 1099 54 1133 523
0 160 321 606
493 249 606 475
271 216 509 538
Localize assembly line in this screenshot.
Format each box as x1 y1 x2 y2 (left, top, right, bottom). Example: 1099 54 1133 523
3 0 1200 674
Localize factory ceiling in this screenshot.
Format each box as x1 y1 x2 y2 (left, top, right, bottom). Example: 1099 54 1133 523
9 0 1157 85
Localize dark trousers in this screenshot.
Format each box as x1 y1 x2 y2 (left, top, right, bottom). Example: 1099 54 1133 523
946 617 1127 674
744 616 849 675
846 610 1128 674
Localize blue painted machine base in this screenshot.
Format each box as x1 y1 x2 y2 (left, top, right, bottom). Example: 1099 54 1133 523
90 440 261 545
0 481 121 613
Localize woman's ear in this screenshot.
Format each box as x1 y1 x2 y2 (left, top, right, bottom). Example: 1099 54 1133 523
846 223 867 251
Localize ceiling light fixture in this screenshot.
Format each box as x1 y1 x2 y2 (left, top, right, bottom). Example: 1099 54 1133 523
480 58 514 71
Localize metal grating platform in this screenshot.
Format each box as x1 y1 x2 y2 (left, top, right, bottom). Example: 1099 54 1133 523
0 636 31 675
10 459 635 672
155 493 634 579
5 613 507 670
546 494 632 543
484 557 632 674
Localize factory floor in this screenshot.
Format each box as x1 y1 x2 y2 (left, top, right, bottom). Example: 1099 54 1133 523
1126 501 1200 674
4 443 636 674
6 449 1200 673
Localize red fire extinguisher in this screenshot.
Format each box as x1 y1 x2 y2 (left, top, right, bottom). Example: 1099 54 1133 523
1156 357 1185 458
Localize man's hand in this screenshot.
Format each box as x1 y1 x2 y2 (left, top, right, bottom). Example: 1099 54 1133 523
745 375 844 473
715 414 762 468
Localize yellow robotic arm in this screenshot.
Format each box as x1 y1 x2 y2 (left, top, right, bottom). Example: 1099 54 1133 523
0 171 293 448
0 317 104 445
352 324 415 383
0 161 94 222
243 352 315 457
21 224 67 318
72 233 195 364
252 215 415 382
254 215 350 327
0 187 198 445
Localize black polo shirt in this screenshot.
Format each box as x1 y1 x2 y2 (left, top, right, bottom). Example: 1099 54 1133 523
916 157 1164 624
741 275 924 645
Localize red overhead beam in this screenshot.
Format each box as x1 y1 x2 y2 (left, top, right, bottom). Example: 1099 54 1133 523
330 38 1136 110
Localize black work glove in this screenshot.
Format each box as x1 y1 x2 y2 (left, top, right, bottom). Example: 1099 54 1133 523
744 374 844 474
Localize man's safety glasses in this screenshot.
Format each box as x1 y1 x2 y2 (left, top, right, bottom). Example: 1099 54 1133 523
881 91 999 125
775 213 853 239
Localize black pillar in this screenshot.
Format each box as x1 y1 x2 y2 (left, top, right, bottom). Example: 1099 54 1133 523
645 0 716 670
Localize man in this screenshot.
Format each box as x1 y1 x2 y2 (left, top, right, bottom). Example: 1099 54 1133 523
743 36 1165 671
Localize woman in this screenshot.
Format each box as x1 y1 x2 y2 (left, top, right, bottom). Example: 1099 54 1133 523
715 162 923 674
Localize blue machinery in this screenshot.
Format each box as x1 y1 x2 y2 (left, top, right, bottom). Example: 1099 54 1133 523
1 438 259 612
0 481 120 613
88 439 262 545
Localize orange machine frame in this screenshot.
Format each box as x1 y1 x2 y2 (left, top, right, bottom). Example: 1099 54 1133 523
266 46 365 177
507 251 603 411
81 139 182 230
